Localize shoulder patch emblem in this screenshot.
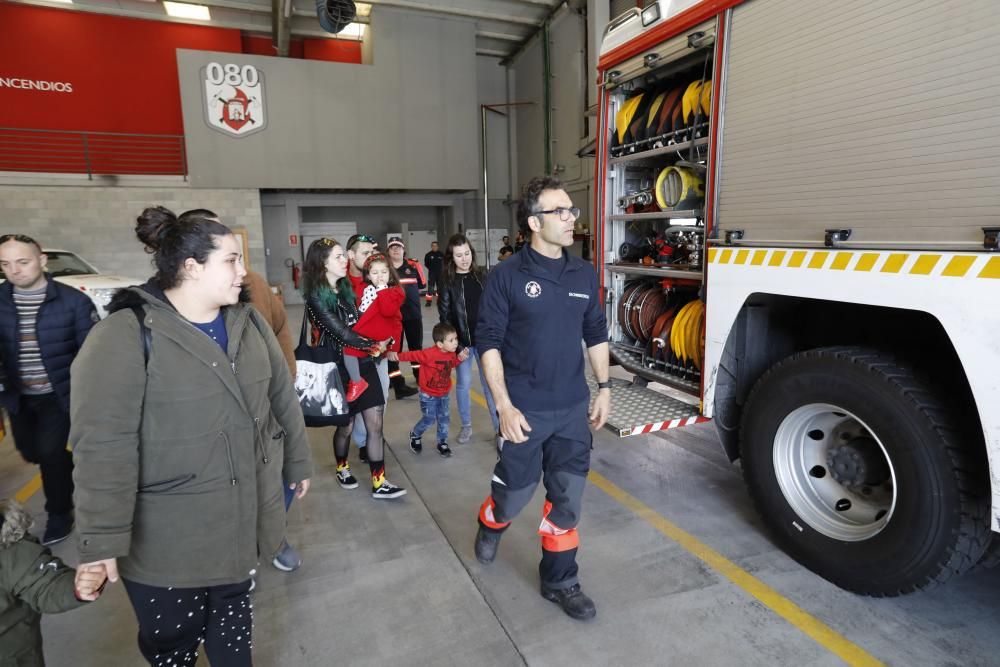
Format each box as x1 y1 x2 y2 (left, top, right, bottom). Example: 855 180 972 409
525 281 542 298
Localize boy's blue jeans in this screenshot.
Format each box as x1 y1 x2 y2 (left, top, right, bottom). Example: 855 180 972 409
411 392 450 443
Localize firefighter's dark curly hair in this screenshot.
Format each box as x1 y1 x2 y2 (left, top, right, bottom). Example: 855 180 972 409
516 175 564 237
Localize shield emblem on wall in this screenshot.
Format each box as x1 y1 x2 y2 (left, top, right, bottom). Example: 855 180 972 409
202 63 267 138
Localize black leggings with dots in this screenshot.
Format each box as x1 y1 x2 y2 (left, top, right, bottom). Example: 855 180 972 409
123 578 253 667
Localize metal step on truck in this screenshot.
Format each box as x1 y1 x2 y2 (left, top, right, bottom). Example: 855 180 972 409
593 0 1000 595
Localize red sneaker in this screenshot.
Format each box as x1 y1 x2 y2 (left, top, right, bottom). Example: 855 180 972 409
346 378 369 402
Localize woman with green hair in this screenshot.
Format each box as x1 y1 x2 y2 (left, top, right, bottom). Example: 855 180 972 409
301 238 406 499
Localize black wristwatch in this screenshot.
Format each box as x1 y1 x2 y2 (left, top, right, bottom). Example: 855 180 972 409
596 381 611 390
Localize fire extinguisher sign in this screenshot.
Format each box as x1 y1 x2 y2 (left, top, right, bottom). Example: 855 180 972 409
289 234 298 246
202 62 268 138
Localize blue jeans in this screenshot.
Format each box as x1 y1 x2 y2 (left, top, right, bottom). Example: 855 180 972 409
411 392 450 443
455 346 499 432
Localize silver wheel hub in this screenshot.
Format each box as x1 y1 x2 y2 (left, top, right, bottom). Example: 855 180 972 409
773 404 896 541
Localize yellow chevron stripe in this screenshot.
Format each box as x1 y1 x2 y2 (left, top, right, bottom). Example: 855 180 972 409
980 257 1000 279
881 254 908 274
854 253 879 272
830 253 852 271
909 254 941 276
941 255 975 278
807 252 829 269
706 249 995 280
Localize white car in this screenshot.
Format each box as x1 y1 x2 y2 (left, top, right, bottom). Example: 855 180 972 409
43 249 144 319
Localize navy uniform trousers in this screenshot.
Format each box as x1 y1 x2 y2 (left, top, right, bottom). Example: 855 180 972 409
478 400 592 589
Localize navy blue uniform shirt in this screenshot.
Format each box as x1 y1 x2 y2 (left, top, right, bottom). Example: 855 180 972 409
476 245 607 412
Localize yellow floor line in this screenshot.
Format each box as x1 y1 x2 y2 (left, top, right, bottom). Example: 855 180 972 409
14 473 42 504
469 389 883 667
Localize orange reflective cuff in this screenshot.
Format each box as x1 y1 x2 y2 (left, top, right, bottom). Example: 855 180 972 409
540 530 579 552
539 500 579 551
479 496 510 530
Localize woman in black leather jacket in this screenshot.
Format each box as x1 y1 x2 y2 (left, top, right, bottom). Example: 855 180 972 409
437 234 499 444
302 238 406 499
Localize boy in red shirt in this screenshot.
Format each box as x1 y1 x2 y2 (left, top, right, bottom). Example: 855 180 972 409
391 322 468 457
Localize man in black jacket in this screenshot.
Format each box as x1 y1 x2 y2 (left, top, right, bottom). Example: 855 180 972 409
0 234 98 545
423 241 444 308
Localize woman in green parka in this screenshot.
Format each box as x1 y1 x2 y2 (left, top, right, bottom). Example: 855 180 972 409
69 207 313 666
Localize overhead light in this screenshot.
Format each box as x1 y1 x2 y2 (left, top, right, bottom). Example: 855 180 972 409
355 2 371 17
163 1 211 20
48 0 74 4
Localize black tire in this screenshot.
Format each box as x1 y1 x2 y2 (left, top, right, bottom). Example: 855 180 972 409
740 346 990 596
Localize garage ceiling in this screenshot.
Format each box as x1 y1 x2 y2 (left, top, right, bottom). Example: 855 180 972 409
10 0 565 58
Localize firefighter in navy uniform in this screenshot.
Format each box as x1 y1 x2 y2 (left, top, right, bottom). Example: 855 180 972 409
386 237 426 397
474 176 610 621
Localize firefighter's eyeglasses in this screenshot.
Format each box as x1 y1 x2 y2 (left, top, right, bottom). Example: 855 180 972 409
533 207 581 222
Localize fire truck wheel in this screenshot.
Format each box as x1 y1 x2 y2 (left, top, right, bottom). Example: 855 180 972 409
740 346 990 596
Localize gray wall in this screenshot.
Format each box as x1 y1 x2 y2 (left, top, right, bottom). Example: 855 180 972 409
464 55 516 258
0 185 265 280
511 5 593 241
178 7 479 191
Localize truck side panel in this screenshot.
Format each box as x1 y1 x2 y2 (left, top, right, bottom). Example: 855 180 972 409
716 0 1000 248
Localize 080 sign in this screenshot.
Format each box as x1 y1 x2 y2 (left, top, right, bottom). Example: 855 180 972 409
202 62 267 138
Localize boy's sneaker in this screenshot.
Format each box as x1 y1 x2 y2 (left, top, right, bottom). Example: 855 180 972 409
437 442 452 458
271 540 302 572
409 435 423 454
42 512 74 546
457 425 472 444
372 480 407 499
336 465 359 489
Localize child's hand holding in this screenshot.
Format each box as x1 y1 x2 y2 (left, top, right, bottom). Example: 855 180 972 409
458 348 470 362
74 565 108 602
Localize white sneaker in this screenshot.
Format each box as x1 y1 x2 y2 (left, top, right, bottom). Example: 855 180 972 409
372 480 407 499
457 425 472 444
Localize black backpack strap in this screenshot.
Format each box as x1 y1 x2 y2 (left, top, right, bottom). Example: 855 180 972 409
131 305 151 367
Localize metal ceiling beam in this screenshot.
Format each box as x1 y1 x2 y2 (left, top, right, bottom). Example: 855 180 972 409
476 49 512 58
506 0 560 6
363 0 542 27
476 31 525 42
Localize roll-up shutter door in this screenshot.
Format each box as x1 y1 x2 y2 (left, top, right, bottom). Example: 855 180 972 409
611 0 637 21
716 0 1000 248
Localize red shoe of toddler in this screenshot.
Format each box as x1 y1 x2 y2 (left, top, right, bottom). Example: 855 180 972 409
346 378 369 403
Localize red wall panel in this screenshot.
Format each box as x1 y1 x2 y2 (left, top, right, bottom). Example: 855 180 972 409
0 3 241 134
242 34 305 59
303 39 363 64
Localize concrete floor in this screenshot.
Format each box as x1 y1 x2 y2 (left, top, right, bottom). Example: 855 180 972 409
4 304 1000 666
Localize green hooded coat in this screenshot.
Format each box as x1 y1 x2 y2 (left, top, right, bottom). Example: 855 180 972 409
70 285 312 588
